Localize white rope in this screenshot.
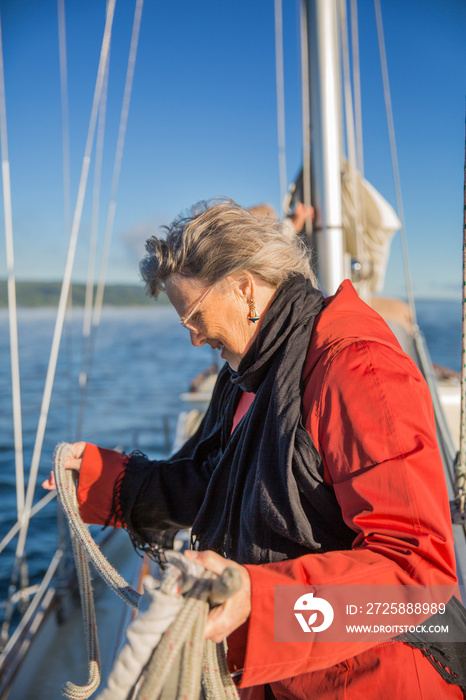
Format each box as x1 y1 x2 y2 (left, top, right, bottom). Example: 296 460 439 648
134 578 211 700
95 569 184 700
132 568 239 700
274 0 287 212
63 529 101 700
202 639 239 700
54 442 138 699
15 0 117 564
53 443 140 609
53 443 240 700
0 9 25 523
373 0 417 324
96 561 239 700
299 0 312 235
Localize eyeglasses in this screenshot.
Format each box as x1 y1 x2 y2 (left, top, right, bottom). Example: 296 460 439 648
179 284 214 334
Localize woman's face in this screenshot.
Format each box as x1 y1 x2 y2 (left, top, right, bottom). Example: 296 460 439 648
165 273 262 370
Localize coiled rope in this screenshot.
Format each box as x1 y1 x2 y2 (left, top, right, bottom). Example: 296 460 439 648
54 442 138 699
53 443 240 700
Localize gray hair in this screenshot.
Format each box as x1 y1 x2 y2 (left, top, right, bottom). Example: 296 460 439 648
139 198 317 298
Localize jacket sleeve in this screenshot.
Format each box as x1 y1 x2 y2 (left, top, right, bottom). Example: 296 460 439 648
76 442 214 537
236 340 458 687
77 443 128 525
76 365 233 535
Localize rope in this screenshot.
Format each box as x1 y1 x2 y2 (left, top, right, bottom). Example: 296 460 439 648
54 443 140 609
456 108 466 511
64 530 101 700
54 442 138 699
133 573 239 700
134 577 211 700
53 443 240 699
202 640 239 700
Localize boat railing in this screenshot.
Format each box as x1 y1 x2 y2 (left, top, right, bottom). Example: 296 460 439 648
412 326 458 476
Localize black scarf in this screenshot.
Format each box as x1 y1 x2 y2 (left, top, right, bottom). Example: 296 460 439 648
189 274 355 562
115 274 355 564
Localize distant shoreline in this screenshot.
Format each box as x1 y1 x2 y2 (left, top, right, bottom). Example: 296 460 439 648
0 280 461 308
0 280 170 307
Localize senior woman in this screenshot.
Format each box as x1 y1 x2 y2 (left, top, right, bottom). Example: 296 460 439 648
44 199 461 699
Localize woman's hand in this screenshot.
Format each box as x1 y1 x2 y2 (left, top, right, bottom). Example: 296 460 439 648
184 549 251 643
41 441 86 490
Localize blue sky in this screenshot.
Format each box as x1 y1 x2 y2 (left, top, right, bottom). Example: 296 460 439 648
0 0 465 299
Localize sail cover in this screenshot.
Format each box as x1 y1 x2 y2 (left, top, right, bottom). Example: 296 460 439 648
342 162 401 292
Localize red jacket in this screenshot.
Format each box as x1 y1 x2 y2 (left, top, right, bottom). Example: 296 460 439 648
77 281 461 699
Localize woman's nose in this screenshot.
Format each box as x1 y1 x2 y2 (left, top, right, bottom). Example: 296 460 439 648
190 331 206 347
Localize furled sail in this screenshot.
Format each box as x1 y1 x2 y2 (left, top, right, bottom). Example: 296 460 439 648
341 161 401 293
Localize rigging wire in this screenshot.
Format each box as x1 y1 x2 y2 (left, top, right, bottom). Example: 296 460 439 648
274 0 287 212
0 492 56 556
0 550 63 666
299 0 312 235
58 0 75 441
350 0 364 176
373 0 417 325
14 0 117 566
57 0 71 237
76 57 110 440
339 0 363 267
79 0 144 429
456 108 466 511
339 0 357 178
0 11 25 523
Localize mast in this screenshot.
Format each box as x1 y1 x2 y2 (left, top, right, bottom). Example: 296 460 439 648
305 0 347 295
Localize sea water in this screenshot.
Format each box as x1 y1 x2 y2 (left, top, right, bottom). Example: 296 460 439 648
0 300 462 607
0 305 214 604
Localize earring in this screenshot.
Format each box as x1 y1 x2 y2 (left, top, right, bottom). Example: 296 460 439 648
247 298 260 323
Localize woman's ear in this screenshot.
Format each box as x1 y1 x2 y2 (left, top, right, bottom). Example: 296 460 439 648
235 272 254 302
225 272 254 303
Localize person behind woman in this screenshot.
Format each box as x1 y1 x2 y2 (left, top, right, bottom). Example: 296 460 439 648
44 198 461 699
248 201 314 234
